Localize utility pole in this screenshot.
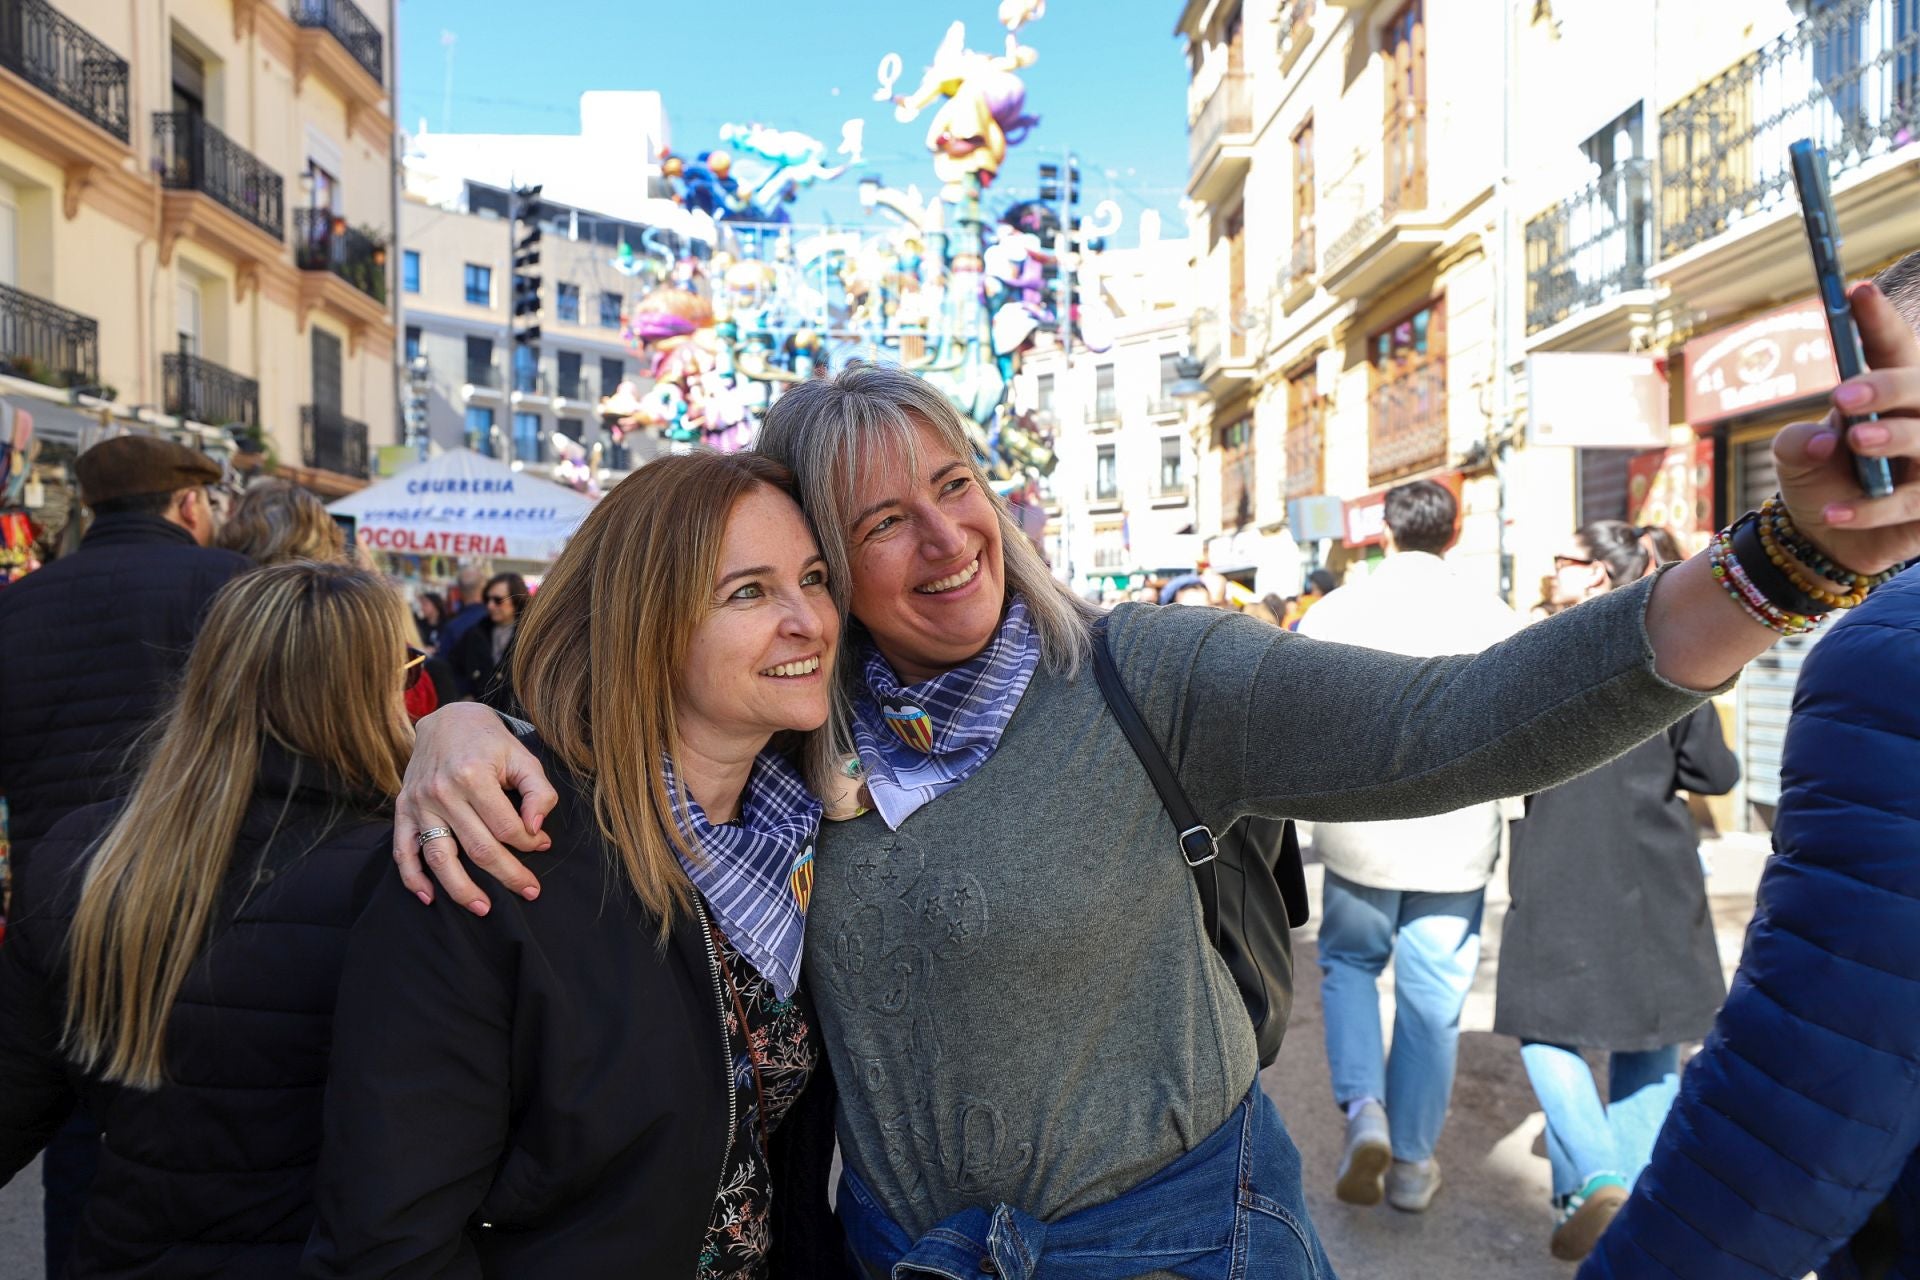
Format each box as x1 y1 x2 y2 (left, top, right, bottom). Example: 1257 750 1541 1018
508 181 543 465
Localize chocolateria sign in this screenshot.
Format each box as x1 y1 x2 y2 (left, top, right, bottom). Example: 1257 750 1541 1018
1683 298 1839 426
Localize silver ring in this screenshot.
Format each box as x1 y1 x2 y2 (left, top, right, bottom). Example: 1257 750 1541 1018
415 826 453 848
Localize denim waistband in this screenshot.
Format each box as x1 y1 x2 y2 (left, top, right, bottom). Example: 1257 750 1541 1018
838 1081 1326 1280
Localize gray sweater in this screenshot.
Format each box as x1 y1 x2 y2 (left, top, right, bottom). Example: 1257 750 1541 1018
805 574 1723 1249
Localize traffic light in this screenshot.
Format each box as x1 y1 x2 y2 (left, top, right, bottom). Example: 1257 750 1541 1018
1038 161 1059 204
511 183 543 349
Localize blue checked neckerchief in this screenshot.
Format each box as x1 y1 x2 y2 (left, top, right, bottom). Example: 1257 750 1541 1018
664 750 821 999
849 595 1041 830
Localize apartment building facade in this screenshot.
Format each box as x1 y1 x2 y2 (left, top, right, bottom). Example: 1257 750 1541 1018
1017 231 1204 596
0 0 399 493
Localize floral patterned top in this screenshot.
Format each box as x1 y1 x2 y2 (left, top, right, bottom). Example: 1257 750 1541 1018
698 926 821 1279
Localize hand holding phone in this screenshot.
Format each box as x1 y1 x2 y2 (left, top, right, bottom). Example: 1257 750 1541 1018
1789 138 1897 498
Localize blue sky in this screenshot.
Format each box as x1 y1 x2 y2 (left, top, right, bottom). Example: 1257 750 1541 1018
394 0 1191 244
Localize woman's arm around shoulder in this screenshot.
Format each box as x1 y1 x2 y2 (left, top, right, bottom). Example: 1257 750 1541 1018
300 867 518 1279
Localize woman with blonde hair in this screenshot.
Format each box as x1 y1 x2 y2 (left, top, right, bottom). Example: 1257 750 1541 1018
0 561 414 1277
305 450 844 1278
215 477 347 566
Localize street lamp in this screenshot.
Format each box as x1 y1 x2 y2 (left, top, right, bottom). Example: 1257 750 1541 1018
1168 356 1209 401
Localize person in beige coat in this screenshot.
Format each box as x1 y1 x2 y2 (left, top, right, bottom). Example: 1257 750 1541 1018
1297 479 1521 1215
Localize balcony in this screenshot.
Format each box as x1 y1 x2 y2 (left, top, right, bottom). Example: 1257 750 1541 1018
0 281 97 388
1285 407 1327 500
301 403 369 478
292 208 393 352
1320 131 1450 299
1186 72 1253 203
1145 393 1183 417
1661 0 1918 261
1278 0 1315 71
162 352 259 427
290 0 381 85
464 362 503 394
1084 399 1121 428
1278 229 1317 304
1525 159 1654 338
1368 357 1448 485
556 372 592 402
0 0 127 141
288 0 390 146
155 113 283 241
1654 0 1919 311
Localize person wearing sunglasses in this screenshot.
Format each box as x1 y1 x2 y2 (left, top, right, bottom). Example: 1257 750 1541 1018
1499 521 1739 1261
449 572 529 710
0 561 415 1277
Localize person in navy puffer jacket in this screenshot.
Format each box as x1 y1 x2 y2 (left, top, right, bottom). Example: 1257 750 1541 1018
1581 247 1920 1279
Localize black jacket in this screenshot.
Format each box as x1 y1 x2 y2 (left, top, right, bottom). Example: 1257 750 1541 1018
448 618 516 711
1495 703 1740 1050
303 737 841 1279
0 513 248 877
0 746 392 1278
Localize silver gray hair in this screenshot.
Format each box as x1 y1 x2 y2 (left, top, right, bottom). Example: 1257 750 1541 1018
755 362 1098 679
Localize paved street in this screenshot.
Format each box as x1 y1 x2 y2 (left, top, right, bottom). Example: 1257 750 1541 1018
0 835 1771 1279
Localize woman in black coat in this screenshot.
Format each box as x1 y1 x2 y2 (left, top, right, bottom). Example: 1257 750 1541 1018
1495 521 1741 1262
449 572 527 710
0 562 415 1278
305 451 845 1279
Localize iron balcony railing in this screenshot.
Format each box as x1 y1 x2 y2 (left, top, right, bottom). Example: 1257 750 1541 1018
1188 71 1252 175
1146 394 1183 416
556 372 590 401
0 280 96 387
162 352 258 427
1281 229 1317 293
289 0 382 86
154 113 284 241
300 404 369 477
465 362 501 389
0 0 129 140
1525 158 1655 334
293 209 386 302
1660 0 1919 259
1084 398 1120 426
1285 406 1327 500
1324 136 1425 275
1368 357 1448 484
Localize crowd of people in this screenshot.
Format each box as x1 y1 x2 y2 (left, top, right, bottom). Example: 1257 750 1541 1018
0 259 1914 1280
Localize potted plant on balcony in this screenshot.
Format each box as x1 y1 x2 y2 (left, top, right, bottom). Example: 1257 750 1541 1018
228 422 276 475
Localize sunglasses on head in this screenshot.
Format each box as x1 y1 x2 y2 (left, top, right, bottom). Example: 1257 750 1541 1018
403 647 428 690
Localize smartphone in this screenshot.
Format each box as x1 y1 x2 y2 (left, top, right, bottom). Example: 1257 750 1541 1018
331 512 357 551
1788 138 1896 499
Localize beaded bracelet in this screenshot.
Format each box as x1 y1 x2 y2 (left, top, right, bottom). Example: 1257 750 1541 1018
1758 493 1902 604
1730 515 1834 617
1709 526 1825 636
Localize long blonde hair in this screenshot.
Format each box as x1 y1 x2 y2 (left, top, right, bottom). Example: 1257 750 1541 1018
64 562 415 1089
755 362 1100 677
216 479 348 566
511 451 843 937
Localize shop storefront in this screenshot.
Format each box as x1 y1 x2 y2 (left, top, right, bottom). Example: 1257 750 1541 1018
1682 298 1839 829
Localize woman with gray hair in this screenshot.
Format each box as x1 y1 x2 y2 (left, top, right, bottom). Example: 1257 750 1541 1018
390 281 1920 1278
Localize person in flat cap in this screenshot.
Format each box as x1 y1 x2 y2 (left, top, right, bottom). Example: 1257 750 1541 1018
0 432 250 1279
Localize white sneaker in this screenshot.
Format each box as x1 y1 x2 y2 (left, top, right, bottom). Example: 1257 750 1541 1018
1335 1101 1391 1206
1386 1157 1442 1213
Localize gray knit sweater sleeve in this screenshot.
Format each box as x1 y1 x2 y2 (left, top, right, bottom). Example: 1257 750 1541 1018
1105 570 1734 828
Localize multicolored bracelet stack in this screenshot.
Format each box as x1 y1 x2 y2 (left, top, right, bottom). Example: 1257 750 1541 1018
1707 493 1897 636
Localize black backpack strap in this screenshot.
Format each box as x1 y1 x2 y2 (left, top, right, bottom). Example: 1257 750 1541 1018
1089 620 1222 945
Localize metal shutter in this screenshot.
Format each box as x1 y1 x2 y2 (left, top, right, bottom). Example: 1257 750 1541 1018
1735 436 1822 816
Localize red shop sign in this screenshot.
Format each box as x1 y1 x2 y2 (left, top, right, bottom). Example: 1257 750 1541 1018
1683 298 1838 426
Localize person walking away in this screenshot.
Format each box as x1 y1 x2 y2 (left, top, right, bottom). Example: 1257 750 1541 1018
1497 522 1738 1261
1297 479 1522 1213
437 565 489 653
0 433 249 1278
0 562 413 1277
1579 250 1920 1280
449 572 527 709
214 478 348 566
305 452 843 1278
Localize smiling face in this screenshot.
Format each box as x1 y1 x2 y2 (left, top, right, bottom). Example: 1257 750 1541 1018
844 420 1007 684
678 485 840 750
1550 535 1610 606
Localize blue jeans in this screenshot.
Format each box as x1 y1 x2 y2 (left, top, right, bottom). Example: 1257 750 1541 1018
837 1081 1335 1280
1519 1041 1680 1201
1316 871 1485 1163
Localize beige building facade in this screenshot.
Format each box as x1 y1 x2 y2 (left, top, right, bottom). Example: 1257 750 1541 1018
0 0 397 492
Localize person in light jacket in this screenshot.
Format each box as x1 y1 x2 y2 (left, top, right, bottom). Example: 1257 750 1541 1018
1297 479 1522 1214
1498 521 1739 1262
